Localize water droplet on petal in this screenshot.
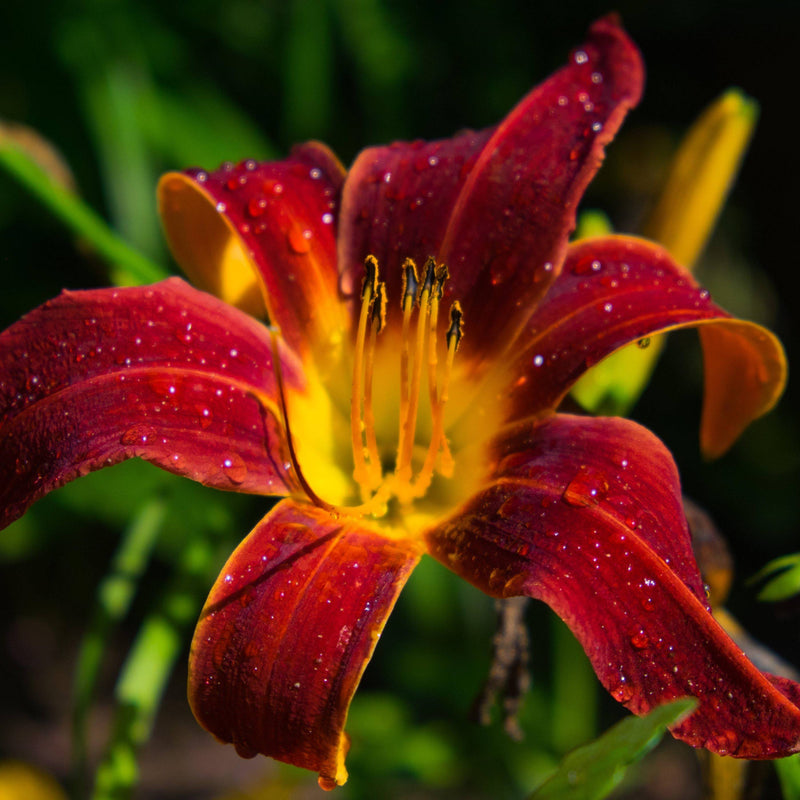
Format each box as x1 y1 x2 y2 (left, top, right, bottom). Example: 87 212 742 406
287 226 311 254
630 630 650 649
610 679 633 703
121 425 157 447
563 466 609 507
637 337 651 349
574 49 589 64
222 453 248 484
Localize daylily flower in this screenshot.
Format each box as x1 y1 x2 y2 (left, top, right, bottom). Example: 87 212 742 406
1 16 799 790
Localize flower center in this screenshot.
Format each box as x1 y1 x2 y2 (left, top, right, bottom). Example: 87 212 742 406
350 255 463 511
272 255 464 524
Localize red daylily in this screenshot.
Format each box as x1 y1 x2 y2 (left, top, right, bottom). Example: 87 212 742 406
1 16 798 790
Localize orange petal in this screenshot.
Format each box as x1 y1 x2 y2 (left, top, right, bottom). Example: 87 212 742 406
158 143 348 367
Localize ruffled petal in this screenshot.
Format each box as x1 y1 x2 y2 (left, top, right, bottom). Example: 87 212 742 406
189 499 421 789
503 236 785 455
339 16 642 366
0 278 302 529
425 414 800 758
158 143 348 367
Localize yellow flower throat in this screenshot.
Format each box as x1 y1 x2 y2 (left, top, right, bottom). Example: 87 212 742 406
272 256 464 524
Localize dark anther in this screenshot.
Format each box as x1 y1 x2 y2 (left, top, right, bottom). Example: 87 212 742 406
420 256 437 298
362 255 379 300
446 302 464 351
371 283 387 332
401 258 419 308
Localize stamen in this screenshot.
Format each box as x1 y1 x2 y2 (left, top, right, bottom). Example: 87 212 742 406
363 282 387 487
412 301 462 495
351 256 379 494
396 257 435 487
269 324 392 519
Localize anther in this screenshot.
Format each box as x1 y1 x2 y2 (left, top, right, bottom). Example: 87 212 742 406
420 256 437 299
401 258 419 309
446 302 464 351
362 254 379 300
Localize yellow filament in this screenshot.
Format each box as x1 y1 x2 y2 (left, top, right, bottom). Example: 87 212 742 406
412 322 458 496
362 285 386 489
396 274 431 487
350 260 378 494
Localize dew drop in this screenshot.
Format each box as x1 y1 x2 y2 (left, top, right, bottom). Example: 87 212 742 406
120 425 157 447
222 453 248 484
322 212 334 225
630 630 650 649
591 71 603 84
533 354 545 367
562 466 609 507
574 49 589 64
215 201 227 213
591 121 603 132
287 226 312 254
248 196 268 217
636 337 651 349
610 679 633 703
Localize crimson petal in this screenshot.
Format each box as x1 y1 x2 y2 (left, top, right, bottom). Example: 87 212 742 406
189 499 421 789
339 16 642 365
502 236 785 455
158 143 348 366
426 414 800 758
0 278 302 528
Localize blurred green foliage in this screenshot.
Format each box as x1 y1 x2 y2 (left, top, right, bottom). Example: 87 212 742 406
2 1 799 798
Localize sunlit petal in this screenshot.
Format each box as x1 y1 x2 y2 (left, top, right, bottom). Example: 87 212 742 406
159 143 348 366
340 16 643 366
189 499 421 789
0 278 302 527
502 236 785 455
427 414 800 758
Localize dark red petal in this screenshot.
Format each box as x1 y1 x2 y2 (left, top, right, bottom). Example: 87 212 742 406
158 143 348 366
0 278 302 529
189 499 421 789
425 414 800 758
502 236 785 454
339 16 642 366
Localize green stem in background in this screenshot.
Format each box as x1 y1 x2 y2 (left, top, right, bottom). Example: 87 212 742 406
90 535 217 800
550 616 597 754
776 754 800 800
0 140 167 287
71 499 166 799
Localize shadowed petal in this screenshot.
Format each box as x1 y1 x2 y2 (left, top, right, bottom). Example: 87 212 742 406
503 236 785 455
189 499 422 789
339 16 642 366
158 143 348 367
0 278 303 528
426 414 800 758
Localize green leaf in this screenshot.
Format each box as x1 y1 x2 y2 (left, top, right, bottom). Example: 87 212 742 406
71 499 166 797
91 535 218 800
750 553 800 602
528 698 696 800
